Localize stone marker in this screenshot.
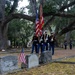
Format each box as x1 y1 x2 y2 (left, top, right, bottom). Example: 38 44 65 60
0 55 18 74
39 51 52 64
21 54 39 69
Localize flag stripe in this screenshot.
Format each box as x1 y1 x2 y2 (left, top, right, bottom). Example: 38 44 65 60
35 10 40 36
19 48 26 64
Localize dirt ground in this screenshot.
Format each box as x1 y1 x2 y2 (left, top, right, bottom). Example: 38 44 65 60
52 47 75 59
0 47 75 60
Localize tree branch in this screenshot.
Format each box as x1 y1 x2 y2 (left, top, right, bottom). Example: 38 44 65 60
4 13 35 24
44 0 75 16
58 20 75 36
44 12 75 28
44 0 75 28
59 0 75 11
8 0 18 14
44 12 75 18
5 12 75 26
44 16 55 28
59 27 75 36
12 13 35 21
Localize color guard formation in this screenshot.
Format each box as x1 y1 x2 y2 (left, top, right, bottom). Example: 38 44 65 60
31 31 56 55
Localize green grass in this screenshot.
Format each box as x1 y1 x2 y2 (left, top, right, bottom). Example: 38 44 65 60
7 57 75 75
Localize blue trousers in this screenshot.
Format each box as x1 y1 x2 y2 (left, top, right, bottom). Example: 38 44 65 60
44 43 48 50
37 44 40 53
70 44 72 49
41 43 44 53
37 43 44 53
31 44 38 53
49 44 54 55
64 45 67 49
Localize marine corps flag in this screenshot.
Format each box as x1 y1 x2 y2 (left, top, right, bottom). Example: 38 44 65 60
39 4 44 33
35 9 43 36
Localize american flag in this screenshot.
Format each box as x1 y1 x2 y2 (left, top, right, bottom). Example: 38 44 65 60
19 48 26 64
35 10 40 36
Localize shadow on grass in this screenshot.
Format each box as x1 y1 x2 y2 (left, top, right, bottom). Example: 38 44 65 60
53 61 75 64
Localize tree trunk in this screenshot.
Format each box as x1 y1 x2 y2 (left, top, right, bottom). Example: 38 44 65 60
0 0 7 50
0 23 8 50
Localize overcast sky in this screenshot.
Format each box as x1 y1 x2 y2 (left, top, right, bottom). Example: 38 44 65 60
18 0 29 14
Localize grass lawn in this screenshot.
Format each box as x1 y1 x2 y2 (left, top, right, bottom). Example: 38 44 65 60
7 57 75 75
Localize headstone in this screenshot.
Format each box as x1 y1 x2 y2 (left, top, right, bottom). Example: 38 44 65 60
2 49 5 52
21 54 39 69
39 51 52 64
0 55 18 74
7 40 11 46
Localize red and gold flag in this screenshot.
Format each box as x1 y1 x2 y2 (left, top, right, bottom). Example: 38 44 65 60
39 4 44 29
39 4 44 35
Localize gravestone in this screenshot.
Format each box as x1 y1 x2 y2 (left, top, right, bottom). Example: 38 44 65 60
39 51 52 64
7 40 11 46
21 54 39 69
0 55 18 74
